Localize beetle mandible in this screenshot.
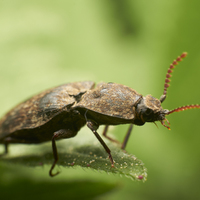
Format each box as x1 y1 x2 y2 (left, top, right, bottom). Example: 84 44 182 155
0 52 199 176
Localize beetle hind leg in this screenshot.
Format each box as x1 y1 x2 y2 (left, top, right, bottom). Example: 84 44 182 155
0 143 9 157
49 129 77 177
4 143 8 154
49 132 59 177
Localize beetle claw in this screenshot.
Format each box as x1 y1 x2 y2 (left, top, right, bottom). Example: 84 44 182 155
111 164 115 169
49 170 60 177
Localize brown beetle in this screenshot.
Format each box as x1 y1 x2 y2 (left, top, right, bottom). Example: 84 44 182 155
0 52 199 176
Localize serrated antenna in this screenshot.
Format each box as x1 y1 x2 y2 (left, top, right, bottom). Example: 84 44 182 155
167 104 200 115
163 52 187 96
160 53 200 129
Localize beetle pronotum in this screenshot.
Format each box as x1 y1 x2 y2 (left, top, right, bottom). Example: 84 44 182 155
0 52 199 176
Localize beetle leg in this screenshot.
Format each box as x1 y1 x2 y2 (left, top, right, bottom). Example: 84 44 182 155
4 143 8 154
87 121 115 168
49 132 59 177
121 124 133 150
102 125 121 145
0 143 8 157
0 137 13 156
49 129 75 177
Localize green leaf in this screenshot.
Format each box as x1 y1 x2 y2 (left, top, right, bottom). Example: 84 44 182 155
0 131 147 181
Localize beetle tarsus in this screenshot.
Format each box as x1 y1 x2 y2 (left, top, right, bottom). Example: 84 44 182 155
49 161 60 177
109 155 115 168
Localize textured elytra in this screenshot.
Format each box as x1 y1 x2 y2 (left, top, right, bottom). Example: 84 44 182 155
0 81 95 140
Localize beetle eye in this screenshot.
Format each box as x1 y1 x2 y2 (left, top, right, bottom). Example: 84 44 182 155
145 108 152 115
142 108 154 122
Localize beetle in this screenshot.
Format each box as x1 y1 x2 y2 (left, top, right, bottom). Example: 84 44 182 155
0 52 199 177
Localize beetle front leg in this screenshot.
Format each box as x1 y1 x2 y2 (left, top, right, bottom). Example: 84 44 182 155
121 124 133 150
86 121 114 168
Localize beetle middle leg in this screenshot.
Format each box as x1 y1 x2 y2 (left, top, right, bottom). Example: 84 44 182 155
102 124 133 150
102 125 121 145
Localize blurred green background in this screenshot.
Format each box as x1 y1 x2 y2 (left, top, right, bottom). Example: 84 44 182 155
0 0 200 199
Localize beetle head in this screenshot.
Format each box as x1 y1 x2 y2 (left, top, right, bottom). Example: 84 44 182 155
135 95 169 126
143 52 200 130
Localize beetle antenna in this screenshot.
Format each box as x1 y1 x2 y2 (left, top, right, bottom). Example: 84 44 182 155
166 104 200 115
161 52 188 102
